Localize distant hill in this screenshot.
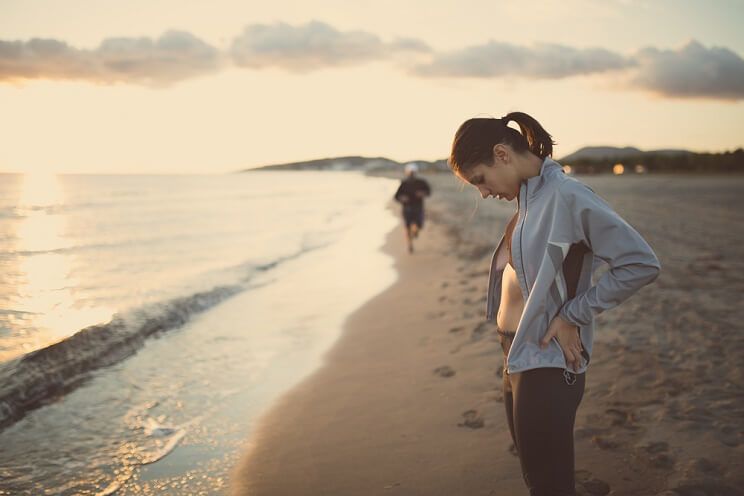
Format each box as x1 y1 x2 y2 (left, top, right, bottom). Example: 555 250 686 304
238 147 743 175
559 146 742 174
559 146 692 163
240 156 449 173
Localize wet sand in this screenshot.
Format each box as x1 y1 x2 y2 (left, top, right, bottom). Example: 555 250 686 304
230 173 744 496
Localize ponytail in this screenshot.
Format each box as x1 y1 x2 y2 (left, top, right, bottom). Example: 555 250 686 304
501 112 555 160
449 112 556 175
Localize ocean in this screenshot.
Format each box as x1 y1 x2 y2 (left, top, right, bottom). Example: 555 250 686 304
0 170 399 494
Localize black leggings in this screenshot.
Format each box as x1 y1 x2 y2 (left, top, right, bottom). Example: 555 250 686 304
499 330 586 496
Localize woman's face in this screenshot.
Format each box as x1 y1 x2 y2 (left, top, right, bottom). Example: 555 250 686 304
458 161 520 201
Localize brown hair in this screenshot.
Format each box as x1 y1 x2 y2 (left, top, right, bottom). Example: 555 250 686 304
448 111 555 176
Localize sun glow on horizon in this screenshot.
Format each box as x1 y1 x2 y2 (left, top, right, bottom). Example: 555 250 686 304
1 1 743 174
1 173 115 361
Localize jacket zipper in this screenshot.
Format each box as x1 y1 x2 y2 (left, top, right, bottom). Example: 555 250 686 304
518 182 529 297
504 182 529 376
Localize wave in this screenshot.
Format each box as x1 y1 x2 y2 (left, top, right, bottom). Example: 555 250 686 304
4 232 213 257
0 245 319 431
0 201 122 219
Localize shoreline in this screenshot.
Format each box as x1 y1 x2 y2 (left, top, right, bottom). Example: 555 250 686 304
229 216 527 495
0 171 402 495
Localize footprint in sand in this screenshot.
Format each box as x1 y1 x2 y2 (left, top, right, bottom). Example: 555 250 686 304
605 408 636 427
649 453 675 469
425 310 447 319
657 378 688 398
680 406 714 423
640 441 669 454
591 435 619 450
580 478 611 496
458 410 484 429
449 326 465 333
470 321 490 341
433 366 456 378
715 425 741 447
685 457 721 476
670 481 740 496
640 441 676 469
574 471 611 496
467 270 489 278
574 427 607 440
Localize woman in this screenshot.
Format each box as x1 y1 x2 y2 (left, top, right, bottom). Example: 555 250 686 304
448 112 661 496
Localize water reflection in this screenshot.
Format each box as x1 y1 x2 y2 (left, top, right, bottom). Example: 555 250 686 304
2 173 112 361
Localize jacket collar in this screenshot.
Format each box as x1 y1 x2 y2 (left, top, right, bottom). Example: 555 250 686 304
521 156 563 199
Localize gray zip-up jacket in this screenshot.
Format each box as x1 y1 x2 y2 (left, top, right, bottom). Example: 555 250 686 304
486 156 661 374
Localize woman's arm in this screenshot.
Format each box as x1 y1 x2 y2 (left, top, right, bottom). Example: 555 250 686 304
557 179 661 327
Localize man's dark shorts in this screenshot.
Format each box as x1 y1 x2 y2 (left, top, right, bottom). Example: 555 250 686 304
403 205 424 229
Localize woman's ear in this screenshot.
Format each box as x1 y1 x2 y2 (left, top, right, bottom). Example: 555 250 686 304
492 144 510 166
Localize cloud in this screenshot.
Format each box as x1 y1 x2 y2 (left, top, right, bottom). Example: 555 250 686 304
0 38 88 80
412 41 633 79
630 40 744 100
410 38 744 101
1 24 741 102
0 30 222 87
229 21 430 72
0 22 429 84
389 37 431 53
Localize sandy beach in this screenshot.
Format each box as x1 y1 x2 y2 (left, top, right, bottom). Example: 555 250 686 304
229 173 744 496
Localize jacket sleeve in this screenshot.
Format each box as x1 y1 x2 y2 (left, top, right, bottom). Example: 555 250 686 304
422 179 431 196
557 179 661 327
393 182 404 203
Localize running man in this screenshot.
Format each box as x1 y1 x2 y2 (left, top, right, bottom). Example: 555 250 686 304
394 163 431 253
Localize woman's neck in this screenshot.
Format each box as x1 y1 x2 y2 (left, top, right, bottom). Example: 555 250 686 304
514 153 544 182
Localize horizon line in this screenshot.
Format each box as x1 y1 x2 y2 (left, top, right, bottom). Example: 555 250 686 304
2 144 742 175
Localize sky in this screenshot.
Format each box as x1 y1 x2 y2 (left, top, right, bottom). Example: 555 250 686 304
1 0 743 174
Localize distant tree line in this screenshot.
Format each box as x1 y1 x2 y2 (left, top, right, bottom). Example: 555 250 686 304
244 149 744 175
565 149 744 174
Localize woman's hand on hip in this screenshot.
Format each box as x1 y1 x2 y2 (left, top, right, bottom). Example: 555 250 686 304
541 315 583 372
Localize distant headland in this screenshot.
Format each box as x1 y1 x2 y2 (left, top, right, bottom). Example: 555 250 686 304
239 147 744 174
